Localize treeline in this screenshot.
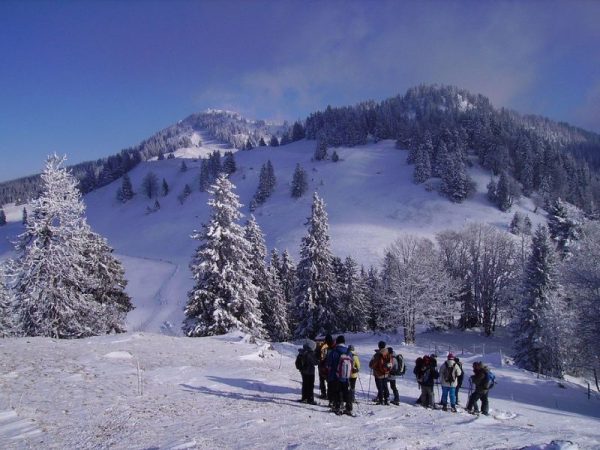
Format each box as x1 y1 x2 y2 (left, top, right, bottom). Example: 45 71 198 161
303 84 600 215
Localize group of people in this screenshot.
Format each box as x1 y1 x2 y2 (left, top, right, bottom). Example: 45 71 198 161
295 335 494 417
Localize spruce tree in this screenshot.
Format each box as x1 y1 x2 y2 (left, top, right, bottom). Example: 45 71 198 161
223 151 236 175
293 193 336 338
199 159 211 192
291 121 305 141
0 265 13 337
10 155 129 338
252 160 276 207
0 209 5 226
547 198 580 257
263 261 290 341
183 175 264 337
513 225 567 377
141 172 159 198
259 137 266 147
22 208 27 225
339 256 368 332
291 164 308 198
180 160 188 172
269 136 279 147
413 145 432 184
314 139 328 161
279 249 297 332
162 178 169 196
117 173 134 203
331 150 340 162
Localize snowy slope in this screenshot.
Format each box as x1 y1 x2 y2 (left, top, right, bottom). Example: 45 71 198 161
0 330 598 449
0 139 547 334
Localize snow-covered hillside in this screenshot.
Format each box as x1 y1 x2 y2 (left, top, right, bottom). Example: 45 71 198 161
0 139 547 334
0 329 598 449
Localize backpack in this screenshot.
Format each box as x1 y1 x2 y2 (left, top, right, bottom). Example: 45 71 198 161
370 352 392 375
444 361 456 383
295 352 304 371
337 350 354 382
390 354 405 376
486 370 496 389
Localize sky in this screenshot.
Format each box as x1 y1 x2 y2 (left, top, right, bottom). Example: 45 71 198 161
1 0 599 182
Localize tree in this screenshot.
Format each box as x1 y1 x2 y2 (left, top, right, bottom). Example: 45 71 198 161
183 175 264 337
157 151 165 161
547 198 580 258
378 236 457 343
178 184 192 204
331 150 340 162
337 256 368 332
162 178 169 196
314 139 328 161
223 151 236 175
259 137 266 147
10 155 130 338
0 265 13 336
252 160 276 208
180 161 188 172
22 207 27 225
141 172 159 198
513 225 568 377
291 164 308 198
0 209 5 226
510 211 532 236
199 159 211 192
413 145 432 184
116 173 134 203
293 193 336 338
440 153 474 203
269 136 279 147
291 121 305 141
278 249 297 332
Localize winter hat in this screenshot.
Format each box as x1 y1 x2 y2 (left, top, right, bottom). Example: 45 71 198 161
325 334 334 346
378 340 386 349
304 340 316 351
387 347 394 354
447 352 455 360
336 335 345 344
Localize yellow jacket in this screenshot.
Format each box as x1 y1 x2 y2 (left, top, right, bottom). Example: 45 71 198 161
350 352 360 379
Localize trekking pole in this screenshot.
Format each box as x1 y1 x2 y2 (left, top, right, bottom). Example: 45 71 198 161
367 369 372 401
358 375 367 402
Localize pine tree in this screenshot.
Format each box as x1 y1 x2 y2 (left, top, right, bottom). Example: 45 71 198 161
365 266 380 331
314 139 328 161
269 136 279 147
21 207 27 225
245 139 254 150
293 193 336 338
157 151 165 161
117 173 134 203
162 178 169 196
0 265 13 337
278 249 297 332
10 155 129 338
199 159 211 192
441 153 473 203
413 145 432 184
339 256 368 332
291 121 305 141
263 261 290 341
223 151 236 175
495 172 515 211
259 137 266 147
141 172 159 198
513 225 568 377
291 164 308 198
208 151 222 178
180 161 188 172
331 150 340 162
0 209 6 226
433 140 449 178
547 198 580 257
183 175 264 337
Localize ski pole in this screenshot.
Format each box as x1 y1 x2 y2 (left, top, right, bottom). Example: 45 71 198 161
367 369 372 401
358 375 366 401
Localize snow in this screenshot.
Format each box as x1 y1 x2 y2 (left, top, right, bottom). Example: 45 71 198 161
0 330 598 449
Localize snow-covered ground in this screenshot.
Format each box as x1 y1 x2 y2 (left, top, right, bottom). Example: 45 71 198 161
0 330 598 449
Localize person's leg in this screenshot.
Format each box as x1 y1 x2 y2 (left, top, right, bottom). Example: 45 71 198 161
449 387 457 409
375 378 384 403
307 373 316 403
390 380 399 403
341 382 353 412
349 377 357 402
329 380 340 411
319 375 327 399
441 386 449 408
383 377 390 404
423 386 433 408
481 392 489 415
455 385 461 404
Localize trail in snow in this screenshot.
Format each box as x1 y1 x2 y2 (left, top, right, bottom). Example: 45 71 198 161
0 411 42 446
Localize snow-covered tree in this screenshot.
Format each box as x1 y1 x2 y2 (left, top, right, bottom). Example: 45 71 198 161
294 193 336 338
365 266 380 331
252 160 276 208
22 208 27 225
513 225 568 377
222 151 236 175
413 144 432 184
0 265 13 337
199 159 211 192
510 211 532 236
269 136 279 147
379 236 457 343
441 153 473 203
10 155 130 338
278 249 297 331
183 175 264 337
0 209 6 226
291 163 308 198
141 171 159 198
263 261 290 341
314 139 328 161
337 256 368 332
547 198 580 258
116 173 134 203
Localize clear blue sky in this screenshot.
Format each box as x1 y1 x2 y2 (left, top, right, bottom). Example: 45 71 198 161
1 0 599 182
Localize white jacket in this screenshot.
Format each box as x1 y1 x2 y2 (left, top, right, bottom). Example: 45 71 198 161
439 359 462 387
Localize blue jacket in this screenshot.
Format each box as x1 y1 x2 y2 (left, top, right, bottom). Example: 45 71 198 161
326 344 349 382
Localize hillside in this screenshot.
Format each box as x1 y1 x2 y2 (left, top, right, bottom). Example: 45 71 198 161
2 139 547 335
0 330 598 449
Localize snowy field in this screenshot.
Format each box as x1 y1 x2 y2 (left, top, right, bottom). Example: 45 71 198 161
0 330 598 449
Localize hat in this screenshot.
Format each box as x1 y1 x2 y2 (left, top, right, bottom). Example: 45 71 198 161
336 335 345 344
378 340 386 349
348 345 355 352
447 353 455 360
387 347 394 354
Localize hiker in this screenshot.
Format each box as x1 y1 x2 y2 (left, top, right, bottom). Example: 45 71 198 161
295 341 318 404
418 355 439 409
348 345 360 403
466 361 492 416
369 341 392 405
326 335 354 416
439 352 462 412
454 356 464 404
387 347 404 405
414 356 424 404
317 334 334 400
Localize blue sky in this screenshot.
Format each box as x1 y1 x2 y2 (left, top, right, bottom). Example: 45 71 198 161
1 0 599 182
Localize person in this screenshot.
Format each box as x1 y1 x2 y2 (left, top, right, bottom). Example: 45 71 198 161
466 361 492 415
454 356 464 405
439 352 462 412
326 335 354 416
296 341 318 404
317 334 334 400
418 355 439 409
387 347 402 405
413 357 424 404
369 341 392 405
348 345 360 403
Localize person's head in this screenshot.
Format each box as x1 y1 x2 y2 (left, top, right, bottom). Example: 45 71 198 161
416 357 423 365
447 352 455 360
423 355 430 364
325 334 333 346
348 345 355 353
387 347 394 355
378 340 386 350
454 357 460 363
336 335 345 345
473 362 480 370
